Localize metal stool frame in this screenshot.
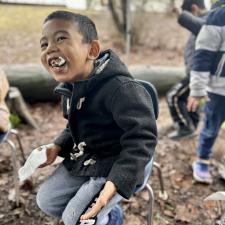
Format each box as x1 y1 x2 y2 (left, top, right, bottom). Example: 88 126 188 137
1 129 25 207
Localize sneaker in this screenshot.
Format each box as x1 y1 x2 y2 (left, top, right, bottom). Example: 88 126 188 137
106 205 123 225
192 159 212 184
168 126 195 140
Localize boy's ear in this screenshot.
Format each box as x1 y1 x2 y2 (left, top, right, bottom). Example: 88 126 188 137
87 40 100 60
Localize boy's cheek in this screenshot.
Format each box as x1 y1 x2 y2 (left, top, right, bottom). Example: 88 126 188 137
42 63 48 70
41 59 49 71
40 54 47 66
41 61 54 78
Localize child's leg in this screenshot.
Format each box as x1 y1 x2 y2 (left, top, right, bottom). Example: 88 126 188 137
166 76 199 128
36 163 89 219
62 177 122 225
197 93 225 159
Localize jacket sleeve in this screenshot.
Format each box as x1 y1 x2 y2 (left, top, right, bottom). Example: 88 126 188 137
190 10 223 97
107 81 157 199
53 124 74 158
178 11 205 36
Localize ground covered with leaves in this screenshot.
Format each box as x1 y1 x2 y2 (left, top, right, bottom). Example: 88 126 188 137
1 4 225 225
1 101 225 225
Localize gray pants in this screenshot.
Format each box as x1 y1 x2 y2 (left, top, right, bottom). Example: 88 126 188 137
36 164 122 225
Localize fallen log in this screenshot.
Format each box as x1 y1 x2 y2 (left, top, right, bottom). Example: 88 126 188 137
1 64 186 102
2 64 58 102
7 87 38 129
129 65 186 94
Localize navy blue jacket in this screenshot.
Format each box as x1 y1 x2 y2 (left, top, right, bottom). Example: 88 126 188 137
190 0 225 96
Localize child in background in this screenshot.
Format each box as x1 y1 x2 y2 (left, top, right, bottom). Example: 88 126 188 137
167 0 207 140
188 0 225 184
36 11 157 225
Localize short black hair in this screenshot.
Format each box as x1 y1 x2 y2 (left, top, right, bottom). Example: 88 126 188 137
44 11 98 43
181 0 205 11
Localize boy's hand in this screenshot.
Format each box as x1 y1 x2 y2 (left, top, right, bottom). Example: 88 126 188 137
80 181 117 221
187 95 209 112
39 144 61 168
172 7 181 16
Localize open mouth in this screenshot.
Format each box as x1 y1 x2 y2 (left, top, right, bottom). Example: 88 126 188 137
48 56 67 68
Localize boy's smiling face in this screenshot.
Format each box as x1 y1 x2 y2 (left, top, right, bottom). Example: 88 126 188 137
40 19 94 82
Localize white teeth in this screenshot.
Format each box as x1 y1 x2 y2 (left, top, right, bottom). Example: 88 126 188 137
58 57 66 66
50 56 66 67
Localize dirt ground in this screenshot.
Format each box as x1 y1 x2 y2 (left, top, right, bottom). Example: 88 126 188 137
0 4 225 225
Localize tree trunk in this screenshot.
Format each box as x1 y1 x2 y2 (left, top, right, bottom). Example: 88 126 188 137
1 64 185 102
108 0 124 34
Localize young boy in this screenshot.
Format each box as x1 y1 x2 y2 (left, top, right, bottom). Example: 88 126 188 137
188 0 225 183
166 0 207 140
0 68 10 142
36 11 157 225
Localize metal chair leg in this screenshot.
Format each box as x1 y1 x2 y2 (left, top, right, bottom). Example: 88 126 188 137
5 139 20 207
10 129 26 163
153 162 167 200
146 183 154 225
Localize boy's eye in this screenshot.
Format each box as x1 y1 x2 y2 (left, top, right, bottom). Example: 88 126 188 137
40 43 48 50
57 36 67 43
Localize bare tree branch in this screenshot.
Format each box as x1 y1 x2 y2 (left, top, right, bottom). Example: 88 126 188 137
108 0 125 33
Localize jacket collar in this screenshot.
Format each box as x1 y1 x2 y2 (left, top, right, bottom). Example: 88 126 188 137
54 82 73 98
54 49 131 97
54 52 110 97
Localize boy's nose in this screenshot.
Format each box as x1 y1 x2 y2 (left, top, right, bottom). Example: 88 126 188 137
47 43 58 54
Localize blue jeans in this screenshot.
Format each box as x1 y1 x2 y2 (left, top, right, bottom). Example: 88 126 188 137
36 164 122 225
197 92 225 159
0 132 8 143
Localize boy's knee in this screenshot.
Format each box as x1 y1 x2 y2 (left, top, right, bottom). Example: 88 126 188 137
36 188 49 214
202 121 220 138
202 128 218 138
36 187 60 218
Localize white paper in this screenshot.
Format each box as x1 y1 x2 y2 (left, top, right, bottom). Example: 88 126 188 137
18 146 47 181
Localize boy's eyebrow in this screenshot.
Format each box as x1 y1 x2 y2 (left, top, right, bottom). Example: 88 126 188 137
40 30 70 43
54 30 70 36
